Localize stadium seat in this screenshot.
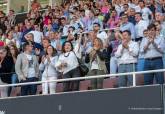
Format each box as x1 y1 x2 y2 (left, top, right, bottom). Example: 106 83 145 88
103 77 118 88
79 80 91 90
56 83 63 92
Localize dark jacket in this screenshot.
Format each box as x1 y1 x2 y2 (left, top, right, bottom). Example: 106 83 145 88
85 49 108 73
0 56 14 84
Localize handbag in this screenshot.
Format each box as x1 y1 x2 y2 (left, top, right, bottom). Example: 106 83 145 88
73 52 89 77
77 58 89 77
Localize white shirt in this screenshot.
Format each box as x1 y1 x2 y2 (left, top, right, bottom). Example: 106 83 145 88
91 58 99 70
115 41 139 65
129 4 141 12
141 36 165 59
39 56 58 77
62 25 69 36
25 54 36 78
55 51 79 74
141 7 152 21
29 30 43 44
55 41 82 74
135 20 149 38
97 31 108 45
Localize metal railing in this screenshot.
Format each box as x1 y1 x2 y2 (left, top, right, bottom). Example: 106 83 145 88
0 69 165 88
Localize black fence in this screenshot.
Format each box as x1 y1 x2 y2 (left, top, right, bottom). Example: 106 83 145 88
0 85 163 114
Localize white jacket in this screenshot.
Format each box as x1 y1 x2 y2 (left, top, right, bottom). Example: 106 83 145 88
39 56 58 77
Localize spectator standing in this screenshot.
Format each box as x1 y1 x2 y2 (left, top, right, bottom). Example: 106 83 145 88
115 30 139 87
142 24 164 85
15 42 39 96
39 45 58 94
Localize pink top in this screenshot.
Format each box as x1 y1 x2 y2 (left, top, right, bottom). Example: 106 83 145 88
107 16 120 29
101 6 109 14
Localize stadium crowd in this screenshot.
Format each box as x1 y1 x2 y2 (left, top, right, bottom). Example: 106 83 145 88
0 0 165 97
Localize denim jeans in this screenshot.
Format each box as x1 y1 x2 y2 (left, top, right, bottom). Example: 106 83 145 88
110 56 118 74
8 73 19 96
137 58 145 71
118 64 136 87
20 77 38 96
144 58 164 85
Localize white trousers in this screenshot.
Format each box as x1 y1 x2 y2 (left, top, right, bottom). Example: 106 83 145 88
42 76 57 95
0 79 8 98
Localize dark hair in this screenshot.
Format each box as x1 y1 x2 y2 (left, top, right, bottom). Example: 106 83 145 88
122 30 131 36
139 0 145 4
135 12 142 17
62 41 74 53
42 37 51 43
147 23 156 30
8 44 19 58
45 45 57 56
22 41 33 51
93 22 101 27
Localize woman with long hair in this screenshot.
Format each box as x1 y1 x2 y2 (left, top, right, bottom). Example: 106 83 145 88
39 45 59 94
0 46 14 98
85 38 107 90
7 44 19 96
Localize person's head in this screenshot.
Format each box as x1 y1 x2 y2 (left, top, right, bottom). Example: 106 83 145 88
42 38 50 49
111 10 117 17
132 0 139 5
49 31 55 40
46 45 57 56
25 33 34 42
8 44 19 57
129 8 135 16
26 21 32 29
93 38 103 50
123 4 129 11
139 0 145 8
89 10 94 18
9 10 14 15
60 17 66 25
122 30 131 42
121 14 128 23
80 9 85 17
147 23 157 37
7 30 14 39
0 47 7 59
23 41 33 53
93 23 100 31
155 12 164 22
143 29 148 37
135 12 142 22
62 41 74 53
14 25 20 32
34 24 40 31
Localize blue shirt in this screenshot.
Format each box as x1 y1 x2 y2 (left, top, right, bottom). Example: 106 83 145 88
120 22 136 40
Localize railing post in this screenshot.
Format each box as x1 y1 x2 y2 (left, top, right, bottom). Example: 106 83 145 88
133 72 136 87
